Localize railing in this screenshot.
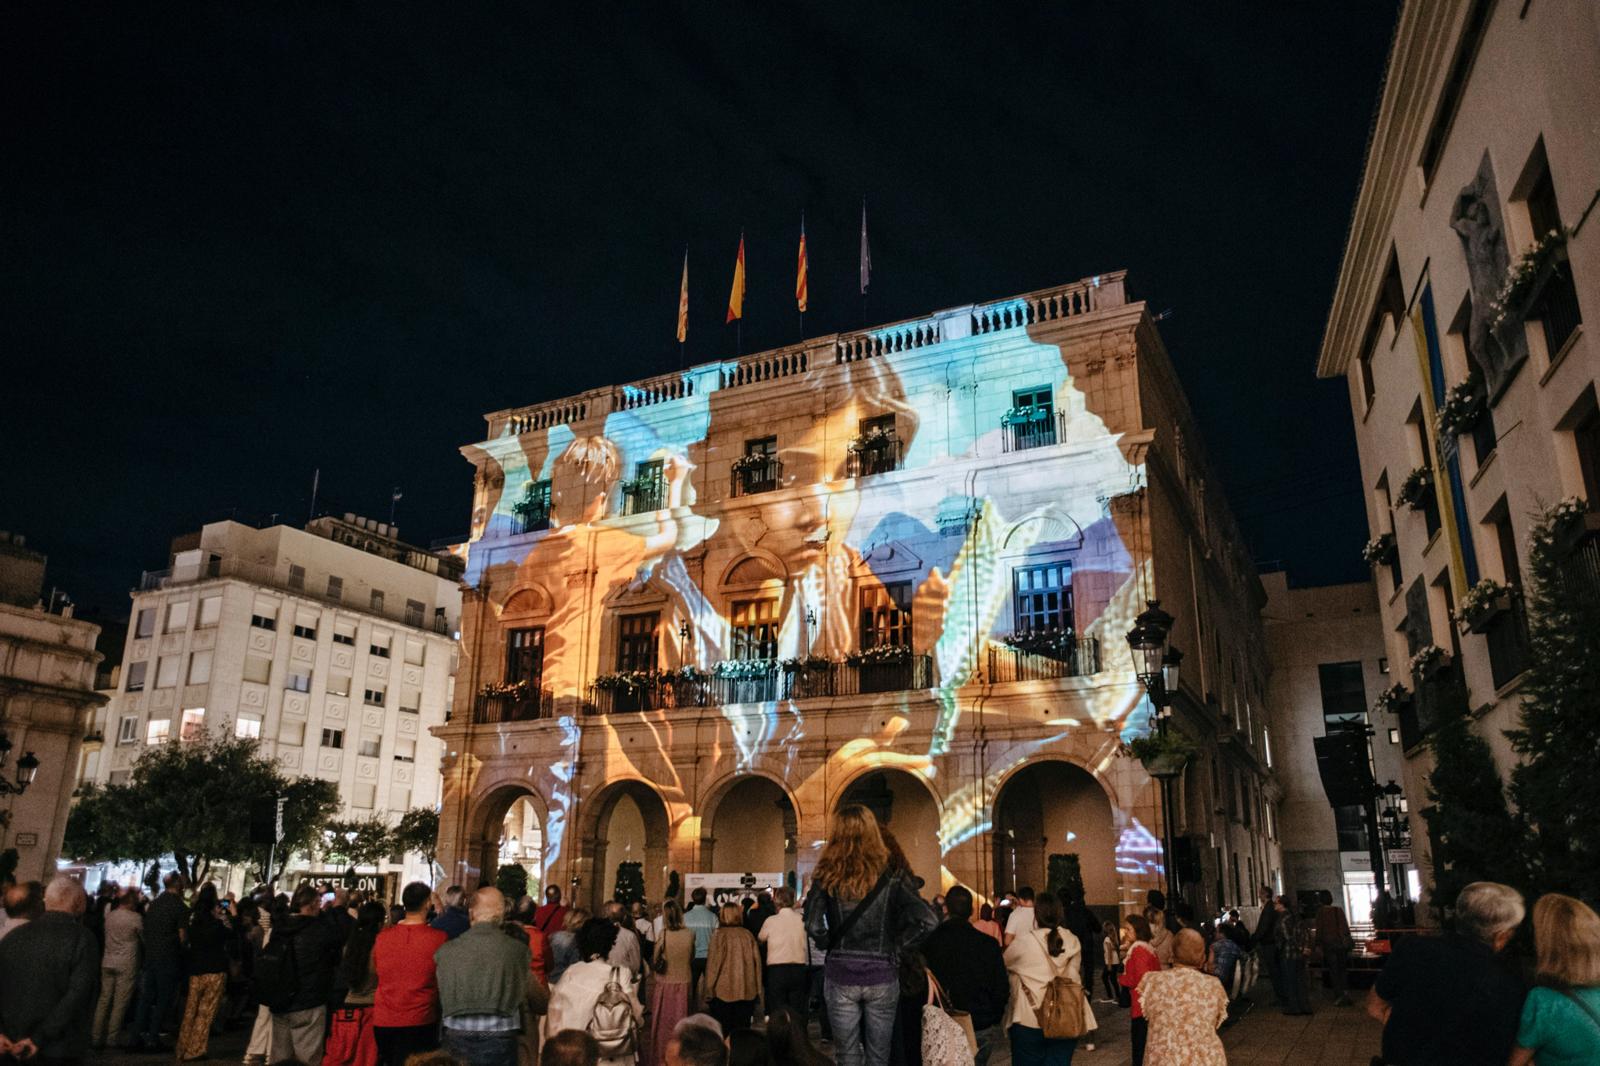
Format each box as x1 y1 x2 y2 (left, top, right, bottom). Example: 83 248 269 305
836 321 942 364
722 345 811 388
511 508 551 535
987 637 1101 682
847 653 934 694
584 653 935 713
971 276 1112 335
613 374 695 412
1002 410 1066 453
846 439 903 478
621 479 666 515
137 556 455 636
1484 590 1531 689
473 689 556 724
497 399 589 437
1533 262 1583 358
1560 524 1600 601
731 457 783 497
1412 664 1469 743
588 674 709 714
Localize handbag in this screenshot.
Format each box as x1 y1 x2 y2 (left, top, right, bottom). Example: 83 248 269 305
921 972 976 1066
1017 930 1088 1040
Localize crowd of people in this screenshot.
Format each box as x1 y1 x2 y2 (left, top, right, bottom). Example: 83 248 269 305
2 813 1598 1066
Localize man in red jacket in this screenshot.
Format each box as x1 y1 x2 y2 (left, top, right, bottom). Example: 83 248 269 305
531 885 567 939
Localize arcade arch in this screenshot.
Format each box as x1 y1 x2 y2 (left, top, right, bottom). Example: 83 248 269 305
466 784 550 890
837 769 943 889
585 780 670 909
991 760 1117 907
701 775 797 881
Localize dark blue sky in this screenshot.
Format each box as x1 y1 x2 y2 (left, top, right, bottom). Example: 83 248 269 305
3 3 1397 617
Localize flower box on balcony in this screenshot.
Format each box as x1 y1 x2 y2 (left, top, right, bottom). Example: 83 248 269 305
1395 467 1434 512
1361 532 1398 567
1455 579 1512 635
846 644 913 666
1435 374 1487 441
1372 683 1413 716
1409 644 1451 681
1490 228 1569 341
1541 497 1600 558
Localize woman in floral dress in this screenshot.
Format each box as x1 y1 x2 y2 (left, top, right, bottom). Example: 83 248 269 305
1137 928 1229 1066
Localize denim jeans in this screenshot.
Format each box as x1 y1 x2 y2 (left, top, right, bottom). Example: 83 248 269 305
442 1027 520 1066
824 978 898 1066
973 1023 1006 1066
1007 1023 1077 1066
133 959 182 1047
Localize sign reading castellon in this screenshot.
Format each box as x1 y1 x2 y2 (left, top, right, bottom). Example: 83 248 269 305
432 271 1282 915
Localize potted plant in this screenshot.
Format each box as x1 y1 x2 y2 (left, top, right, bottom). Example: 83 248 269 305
780 655 834 673
1361 532 1398 566
1409 643 1451 681
1121 730 1197 780
845 643 914 666
482 678 532 699
712 659 774 679
846 425 895 453
1536 496 1600 558
1372 683 1413 716
731 452 772 473
1002 626 1077 660
1395 466 1435 512
1490 227 1570 340
1454 578 1513 634
1435 373 1487 441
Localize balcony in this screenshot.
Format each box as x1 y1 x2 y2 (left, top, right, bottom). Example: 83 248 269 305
1558 519 1600 601
584 653 935 713
730 456 783 497
511 506 551 536
1401 664 1469 749
1531 260 1583 359
987 636 1101 683
473 688 555 724
621 478 666 515
1001 408 1066 453
1482 589 1531 690
846 437 903 478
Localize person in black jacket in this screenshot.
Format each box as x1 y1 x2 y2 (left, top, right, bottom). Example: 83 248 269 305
269 884 345 1066
176 883 233 1061
920 887 1009 1066
0 875 100 1064
804 805 937 1066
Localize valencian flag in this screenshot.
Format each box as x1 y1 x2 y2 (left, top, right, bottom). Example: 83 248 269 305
796 215 809 313
860 198 871 295
726 232 746 323
676 250 688 344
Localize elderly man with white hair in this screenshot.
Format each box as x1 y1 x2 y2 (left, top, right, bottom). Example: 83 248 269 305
435 886 531 1066
1367 881 1528 1066
0 875 99 1064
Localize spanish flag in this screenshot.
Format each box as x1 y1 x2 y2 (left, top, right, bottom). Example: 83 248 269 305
726 232 746 323
796 216 808 313
676 250 688 344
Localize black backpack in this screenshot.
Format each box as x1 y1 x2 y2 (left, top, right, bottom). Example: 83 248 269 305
252 926 300 1013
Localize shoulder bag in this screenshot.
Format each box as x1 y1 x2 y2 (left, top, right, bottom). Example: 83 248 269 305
922 970 977 1060
1017 929 1088 1040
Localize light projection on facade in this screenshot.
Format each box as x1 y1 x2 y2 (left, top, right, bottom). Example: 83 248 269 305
435 272 1274 911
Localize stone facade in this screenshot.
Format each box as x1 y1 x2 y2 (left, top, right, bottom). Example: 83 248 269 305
437 271 1281 914
1316 0 1600 904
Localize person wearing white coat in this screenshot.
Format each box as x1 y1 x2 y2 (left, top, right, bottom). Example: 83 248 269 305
1002 896 1096 1066
544 920 645 1066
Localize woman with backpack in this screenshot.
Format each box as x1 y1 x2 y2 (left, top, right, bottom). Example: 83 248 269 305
544 918 643 1066
803 804 938 1066
1002 893 1094 1065
325 902 386 1066
704 903 763 1034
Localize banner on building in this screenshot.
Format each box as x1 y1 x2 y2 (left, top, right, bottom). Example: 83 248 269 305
684 871 784 907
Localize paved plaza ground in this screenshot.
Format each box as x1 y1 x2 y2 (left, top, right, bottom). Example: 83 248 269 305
88 979 1381 1066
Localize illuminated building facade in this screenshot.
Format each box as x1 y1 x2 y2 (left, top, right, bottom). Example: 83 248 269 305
437 271 1281 914
1316 0 1599 905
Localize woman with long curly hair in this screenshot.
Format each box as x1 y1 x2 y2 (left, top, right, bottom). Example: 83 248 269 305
804 805 937 1066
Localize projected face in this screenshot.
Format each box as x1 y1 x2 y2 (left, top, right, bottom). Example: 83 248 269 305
461 326 1153 889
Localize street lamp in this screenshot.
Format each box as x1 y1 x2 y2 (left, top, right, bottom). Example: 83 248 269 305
1125 602 1183 903
1126 600 1174 689
0 731 40 796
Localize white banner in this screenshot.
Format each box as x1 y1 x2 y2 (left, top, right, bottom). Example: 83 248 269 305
684 872 784 907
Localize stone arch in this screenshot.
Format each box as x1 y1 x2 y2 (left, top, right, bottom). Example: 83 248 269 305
1001 508 1086 554
988 755 1119 907
579 778 671 909
833 767 945 890
465 782 552 891
698 770 799 881
500 583 553 623
718 550 788 590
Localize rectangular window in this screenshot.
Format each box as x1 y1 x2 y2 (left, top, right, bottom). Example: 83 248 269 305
370 589 385 613
1417 0 1493 184
242 655 272 684
860 583 913 650
180 707 206 742
135 608 156 639
1523 158 1583 357
1410 421 1442 539
515 479 552 533
328 674 352 697
353 783 377 809
197 596 221 629
236 714 263 739
333 622 357 646
108 769 131 786
358 736 381 758
125 660 148 692
1318 662 1367 727
278 719 305 746
1013 562 1074 634
165 600 190 632
251 612 277 631
405 599 425 628
616 612 659 673
187 650 212 686
364 687 386 706
1005 386 1058 451
404 638 425 666
155 656 180 689
327 575 343 601
399 692 420 714
625 460 666 514
393 738 416 763
146 718 171 744
507 627 545 686
286 670 312 693
1388 727 1400 745
1334 803 1369 852
1574 407 1600 509
731 600 780 661
293 622 317 640
118 715 140 744
321 728 344 749
370 638 391 658
288 564 306 590
734 436 780 496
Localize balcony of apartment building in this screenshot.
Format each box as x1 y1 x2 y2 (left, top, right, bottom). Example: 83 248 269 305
1001 389 1068 454
138 554 453 635
585 652 938 715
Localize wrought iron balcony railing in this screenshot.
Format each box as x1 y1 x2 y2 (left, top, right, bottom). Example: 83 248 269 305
731 457 783 497
473 689 556 724
621 478 666 515
1001 409 1067 453
583 653 936 713
987 637 1101 682
846 438 903 478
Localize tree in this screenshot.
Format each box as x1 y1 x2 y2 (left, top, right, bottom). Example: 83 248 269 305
496 864 530 903
614 861 645 905
321 815 395 875
255 776 342 885
393 807 441 880
1506 500 1600 903
1423 715 1522 919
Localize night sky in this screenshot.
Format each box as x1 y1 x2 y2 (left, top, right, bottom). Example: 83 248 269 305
4 3 1398 620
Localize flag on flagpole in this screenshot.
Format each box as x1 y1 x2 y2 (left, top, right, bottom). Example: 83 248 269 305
676 250 689 344
726 232 746 323
859 198 871 295
796 216 809 313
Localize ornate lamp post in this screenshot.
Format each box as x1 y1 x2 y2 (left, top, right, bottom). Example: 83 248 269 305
0 731 41 796
1126 601 1184 901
